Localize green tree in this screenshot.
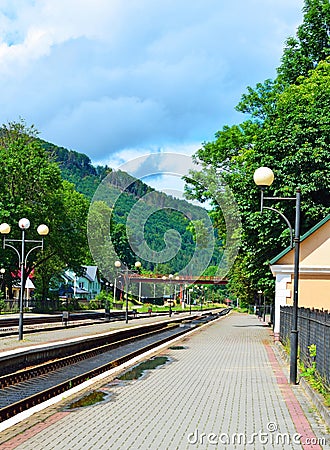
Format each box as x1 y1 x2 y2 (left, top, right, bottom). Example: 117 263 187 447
33 180 90 303
278 0 330 84
237 0 330 120
185 1 330 302
187 220 214 248
0 120 90 305
87 200 117 281
188 60 330 299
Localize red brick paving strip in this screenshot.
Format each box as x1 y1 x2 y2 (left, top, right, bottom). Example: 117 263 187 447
0 412 71 450
265 344 323 450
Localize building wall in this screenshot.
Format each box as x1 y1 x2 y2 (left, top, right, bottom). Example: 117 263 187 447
285 275 330 310
278 221 330 266
271 217 330 339
273 273 291 338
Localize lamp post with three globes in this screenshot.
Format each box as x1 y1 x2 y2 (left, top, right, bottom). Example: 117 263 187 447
114 260 141 324
0 218 49 341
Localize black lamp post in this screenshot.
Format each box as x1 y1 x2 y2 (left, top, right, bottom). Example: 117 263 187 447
168 274 173 317
189 288 193 315
257 290 262 319
114 260 141 324
105 282 110 321
263 293 266 322
254 167 301 384
0 268 5 301
0 219 49 341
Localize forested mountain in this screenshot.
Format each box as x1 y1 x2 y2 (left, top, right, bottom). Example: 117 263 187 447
41 140 110 199
40 139 222 275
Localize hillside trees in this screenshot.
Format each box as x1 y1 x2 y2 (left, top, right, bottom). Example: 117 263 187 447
185 0 330 302
0 120 90 304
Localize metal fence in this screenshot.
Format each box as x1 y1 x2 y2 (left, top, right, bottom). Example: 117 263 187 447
280 306 330 387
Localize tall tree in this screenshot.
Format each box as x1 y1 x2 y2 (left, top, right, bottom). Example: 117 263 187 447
237 0 330 118
278 0 330 84
185 1 330 301
0 120 89 303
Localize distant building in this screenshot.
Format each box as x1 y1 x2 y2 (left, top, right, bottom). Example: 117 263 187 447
270 214 330 339
59 265 102 300
11 277 35 302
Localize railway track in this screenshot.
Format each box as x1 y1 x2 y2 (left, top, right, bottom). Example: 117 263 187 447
0 310 169 337
0 311 117 337
0 311 106 327
0 309 231 424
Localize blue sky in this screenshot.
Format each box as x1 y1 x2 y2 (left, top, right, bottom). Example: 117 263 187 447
0 0 303 189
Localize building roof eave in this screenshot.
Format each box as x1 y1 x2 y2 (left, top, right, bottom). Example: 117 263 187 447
270 264 330 276
269 214 330 265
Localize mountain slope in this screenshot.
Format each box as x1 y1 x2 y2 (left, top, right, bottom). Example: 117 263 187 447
41 140 223 274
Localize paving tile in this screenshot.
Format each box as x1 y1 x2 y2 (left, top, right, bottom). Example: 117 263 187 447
1 313 328 450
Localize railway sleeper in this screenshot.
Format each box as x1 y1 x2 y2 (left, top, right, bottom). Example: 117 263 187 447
0 322 184 389
0 319 181 376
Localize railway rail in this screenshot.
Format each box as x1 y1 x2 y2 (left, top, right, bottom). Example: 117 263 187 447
0 309 231 424
0 310 167 337
0 311 115 337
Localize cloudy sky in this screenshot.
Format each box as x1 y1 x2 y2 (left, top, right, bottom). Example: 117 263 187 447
0 0 303 186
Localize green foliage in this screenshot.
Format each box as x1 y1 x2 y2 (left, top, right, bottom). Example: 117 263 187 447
0 121 62 222
187 219 212 248
0 120 90 304
278 0 330 85
301 344 317 378
47 140 223 277
0 298 6 313
87 200 118 280
300 344 330 404
184 1 330 302
88 300 101 310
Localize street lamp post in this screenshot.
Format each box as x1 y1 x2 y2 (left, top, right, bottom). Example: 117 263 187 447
138 281 142 304
184 284 188 309
254 167 301 384
189 288 193 315
0 219 49 341
263 293 266 322
162 276 167 301
0 268 5 301
105 282 110 321
114 260 141 324
257 290 262 319
168 274 173 317
113 276 117 305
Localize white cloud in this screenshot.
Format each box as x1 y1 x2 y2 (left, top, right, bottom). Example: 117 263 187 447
97 149 208 209
0 0 303 165
94 142 200 171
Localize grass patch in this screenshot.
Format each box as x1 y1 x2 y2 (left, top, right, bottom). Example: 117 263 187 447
68 391 106 409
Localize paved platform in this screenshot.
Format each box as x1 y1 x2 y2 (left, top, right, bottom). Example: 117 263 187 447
0 312 329 449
